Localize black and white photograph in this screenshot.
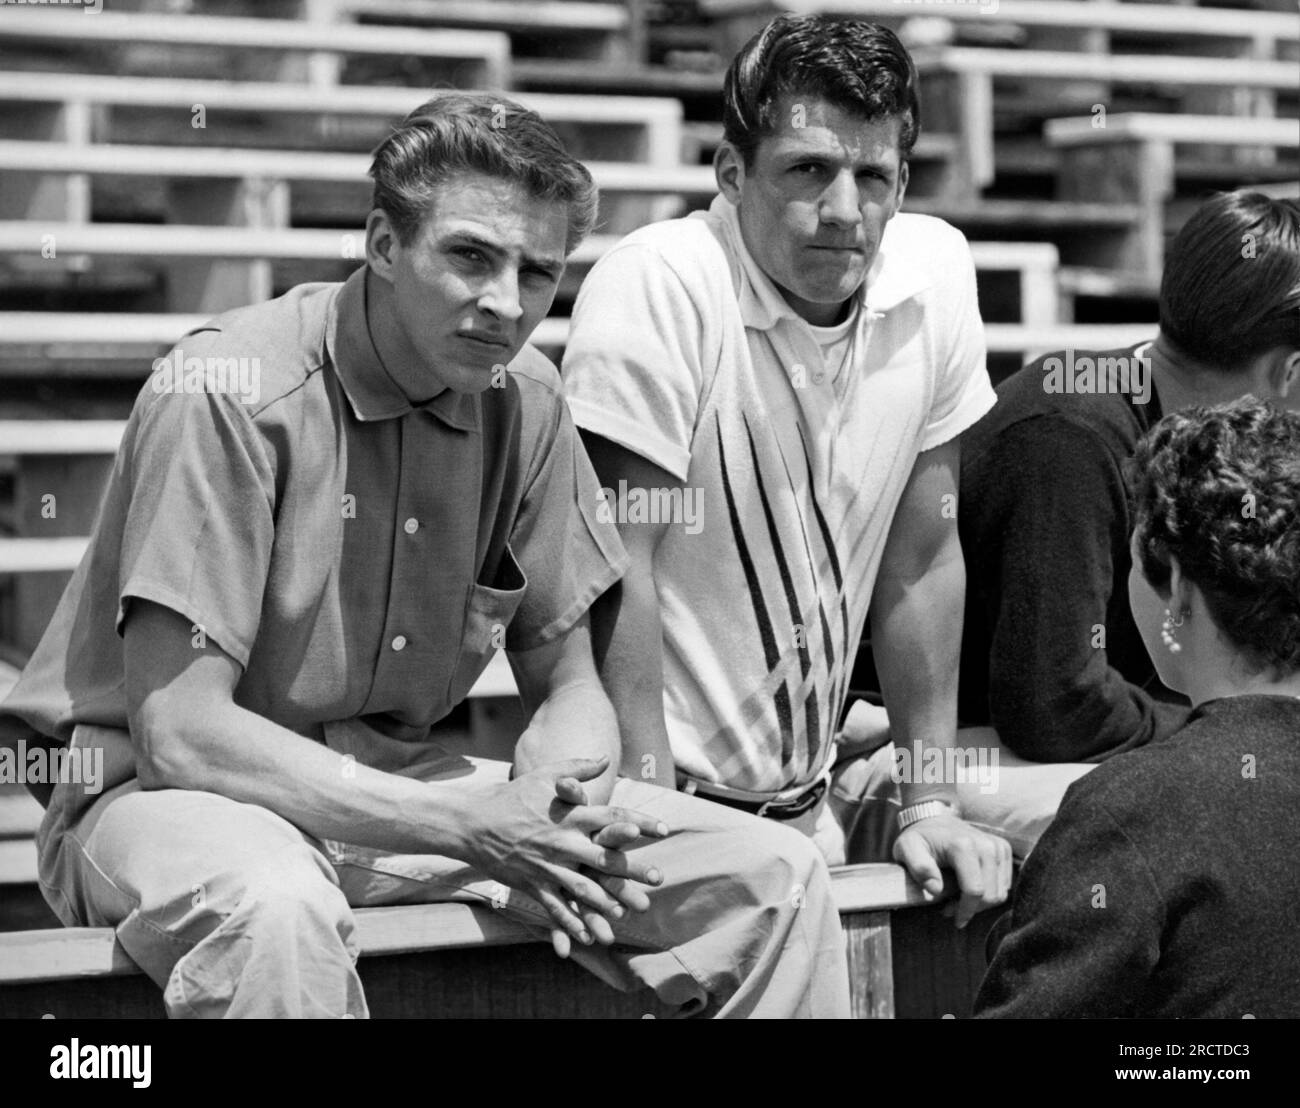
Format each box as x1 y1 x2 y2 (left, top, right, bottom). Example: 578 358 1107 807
0 0 1296 1065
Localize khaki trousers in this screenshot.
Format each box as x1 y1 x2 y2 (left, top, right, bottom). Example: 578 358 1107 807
37 744 850 1019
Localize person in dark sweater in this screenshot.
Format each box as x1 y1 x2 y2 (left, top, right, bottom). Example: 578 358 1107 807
976 398 1300 1018
958 192 1300 764
830 192 1299 864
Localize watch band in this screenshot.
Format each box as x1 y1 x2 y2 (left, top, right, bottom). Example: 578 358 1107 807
897 799 957 830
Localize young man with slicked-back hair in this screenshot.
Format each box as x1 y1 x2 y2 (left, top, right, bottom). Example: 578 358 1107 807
957 192 1300 765
564 15 1014 928
0 93 851 1019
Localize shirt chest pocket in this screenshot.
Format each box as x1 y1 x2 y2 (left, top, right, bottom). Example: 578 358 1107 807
446 544 527 707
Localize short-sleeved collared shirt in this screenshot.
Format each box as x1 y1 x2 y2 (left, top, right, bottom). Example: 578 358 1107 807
563 195 994 793
1 265 627 820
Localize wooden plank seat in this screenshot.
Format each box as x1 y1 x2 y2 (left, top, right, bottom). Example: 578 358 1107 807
0 141 717 309
0 308 1132 628
908 47 1298 197
328 0 631 63
0 223 1063 325
0 141 1145 269
0 139 715 259
509 59 728 99
1047 112 1299 150
0 7 510 89
4 311 1148 642
0 863 935 1018
701 0 1300 52
0 221 618 264
0 167 1133 277
0 72 686 168
0 140 719 195
1045 112 1300 278
0 313 1154 377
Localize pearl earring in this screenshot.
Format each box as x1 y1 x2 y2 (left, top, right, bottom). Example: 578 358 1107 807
1161 608 1185 654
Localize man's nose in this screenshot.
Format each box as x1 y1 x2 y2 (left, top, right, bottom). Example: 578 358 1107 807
477 269 524 322
819 171 863 230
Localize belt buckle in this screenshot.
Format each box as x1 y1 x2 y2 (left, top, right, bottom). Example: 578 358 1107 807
757 777 826 821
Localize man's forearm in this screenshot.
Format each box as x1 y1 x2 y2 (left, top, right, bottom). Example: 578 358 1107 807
513 670 621 802
136 700 477 859
591 578 676 787
871 549 965 808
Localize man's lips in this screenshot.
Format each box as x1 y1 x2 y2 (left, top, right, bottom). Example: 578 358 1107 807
459 332 511 348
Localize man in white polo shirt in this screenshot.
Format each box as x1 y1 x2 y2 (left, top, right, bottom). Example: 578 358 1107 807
564 14 1013 927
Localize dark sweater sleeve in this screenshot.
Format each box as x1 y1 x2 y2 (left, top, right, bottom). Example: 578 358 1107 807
975 786 1163 1018
976 415 1188 761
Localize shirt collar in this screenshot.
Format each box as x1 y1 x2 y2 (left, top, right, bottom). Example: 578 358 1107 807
327 265 481 432
705 194 932 331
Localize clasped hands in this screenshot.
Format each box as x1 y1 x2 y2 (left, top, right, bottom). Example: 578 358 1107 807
469 754 668 958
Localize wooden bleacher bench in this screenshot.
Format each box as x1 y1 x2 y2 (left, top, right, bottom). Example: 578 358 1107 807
0 222 1062 325
1 632 948 1016
0 129 1137 300
508 59 727 98
1047 112 1300 150
701 0 1300 55
0 862 938 1018
0 72 687 170
0 140 718 196
0 315 1154 375
1046 112 1300 278
909 47 1298 198
0 140 714 309
0 139 714 262
0 7 510 89
1 315 1148 630
325 0 632 63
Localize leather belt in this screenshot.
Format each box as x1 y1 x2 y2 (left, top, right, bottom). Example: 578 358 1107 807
686 776 828 822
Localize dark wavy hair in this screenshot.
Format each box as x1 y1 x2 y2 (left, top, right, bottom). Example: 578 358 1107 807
1128 397 1300 675
722 15 920 167
1159 191 1300 372
368 91 597 253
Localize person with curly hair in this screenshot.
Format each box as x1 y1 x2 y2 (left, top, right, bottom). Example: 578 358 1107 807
976 397 1300 1017
960 191 1299 766
841 190 1299 868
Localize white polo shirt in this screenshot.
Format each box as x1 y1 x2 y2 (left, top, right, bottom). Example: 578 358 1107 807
563 194 994 793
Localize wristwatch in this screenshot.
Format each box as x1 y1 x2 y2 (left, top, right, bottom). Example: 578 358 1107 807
897 799 957 831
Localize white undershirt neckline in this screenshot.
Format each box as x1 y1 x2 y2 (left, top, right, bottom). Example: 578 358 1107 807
806 299 862 391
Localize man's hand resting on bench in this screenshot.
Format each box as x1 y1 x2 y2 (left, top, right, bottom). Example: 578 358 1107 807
893 814 1013 930
463 755 668 958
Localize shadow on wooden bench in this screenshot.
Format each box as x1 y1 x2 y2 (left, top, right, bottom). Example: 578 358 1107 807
0 864 996 1018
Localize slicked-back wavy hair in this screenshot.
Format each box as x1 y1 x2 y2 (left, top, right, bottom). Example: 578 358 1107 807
1159 192 1300 373
722 14 920 167
1128 397 1300 676
369 91 597 254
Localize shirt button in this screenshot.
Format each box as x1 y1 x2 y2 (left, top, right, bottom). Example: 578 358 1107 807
391 635 407 652
403 518 419 534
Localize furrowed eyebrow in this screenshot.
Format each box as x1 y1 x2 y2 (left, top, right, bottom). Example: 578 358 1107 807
522 253 564 279
776 150 895 173
442 231 562 278
442 230 502 257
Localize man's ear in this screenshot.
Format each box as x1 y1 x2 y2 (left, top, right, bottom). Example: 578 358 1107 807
714 141 746 206
366 208 400 286
894 159 909 212
1270 347 1300 401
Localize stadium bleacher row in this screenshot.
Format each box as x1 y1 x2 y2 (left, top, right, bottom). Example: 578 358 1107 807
0 0 1296 1017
